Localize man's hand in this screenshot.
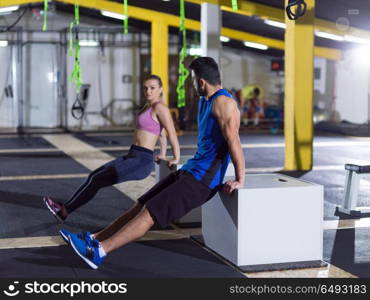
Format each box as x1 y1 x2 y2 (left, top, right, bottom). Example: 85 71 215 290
222 180 244 194
167 158 179 168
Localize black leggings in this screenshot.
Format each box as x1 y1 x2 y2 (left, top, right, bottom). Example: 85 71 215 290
64 145 154 214
64 165 118 213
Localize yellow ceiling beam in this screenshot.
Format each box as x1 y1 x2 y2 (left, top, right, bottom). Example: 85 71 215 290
222 28 341 60
1 0 341 60
62 0 340 60
187 0 370 40
0 0 42 6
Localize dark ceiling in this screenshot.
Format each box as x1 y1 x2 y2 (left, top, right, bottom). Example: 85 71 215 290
252 0 370 31
9 0 370 57
100 0 370 53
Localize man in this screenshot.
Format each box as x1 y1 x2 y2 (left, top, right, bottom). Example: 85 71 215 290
63 57 245 269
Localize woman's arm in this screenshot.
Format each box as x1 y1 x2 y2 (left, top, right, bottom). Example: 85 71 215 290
154 103 180 166
156 128 168 161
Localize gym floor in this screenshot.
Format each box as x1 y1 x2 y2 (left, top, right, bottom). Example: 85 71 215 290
0 131 369 278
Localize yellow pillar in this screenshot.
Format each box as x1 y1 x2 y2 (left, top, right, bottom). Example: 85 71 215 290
151 20 169 105
284 0 315 170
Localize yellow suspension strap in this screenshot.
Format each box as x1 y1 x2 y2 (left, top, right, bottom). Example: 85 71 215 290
70 3 84 120
176 0 189 108
42 0 48 31
123 0 128 34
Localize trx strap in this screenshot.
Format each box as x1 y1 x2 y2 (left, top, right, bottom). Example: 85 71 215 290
42 0 48 31
176 0 189 108
286 0 307 20
69 3 84 120
231 0 238 11
123 0 128 34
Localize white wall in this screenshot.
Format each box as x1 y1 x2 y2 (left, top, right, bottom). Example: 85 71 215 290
220 47 281 106
66 43 140 129
23 42 59 128
0 46 16 128
335 49 370 124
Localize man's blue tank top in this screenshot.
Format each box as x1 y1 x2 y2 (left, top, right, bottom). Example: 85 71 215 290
181 88 233 190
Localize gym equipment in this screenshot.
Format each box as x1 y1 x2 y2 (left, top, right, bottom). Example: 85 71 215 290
42 0 48 31
202 173 324 270
123 0 128 34
176 0 189 108
231 0 238 11
69 3 83 120
286 0 307 20
71 84 90 120
335 164 370 217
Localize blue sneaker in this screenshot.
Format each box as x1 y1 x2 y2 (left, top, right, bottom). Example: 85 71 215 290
59 229 93 245
69 232 105 269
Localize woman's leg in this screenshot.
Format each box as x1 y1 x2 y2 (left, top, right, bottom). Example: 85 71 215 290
63 164 118 214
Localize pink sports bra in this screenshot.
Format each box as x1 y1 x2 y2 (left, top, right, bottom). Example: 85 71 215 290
137 107 163 136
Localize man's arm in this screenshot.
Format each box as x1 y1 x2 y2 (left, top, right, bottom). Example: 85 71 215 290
213 95 245 194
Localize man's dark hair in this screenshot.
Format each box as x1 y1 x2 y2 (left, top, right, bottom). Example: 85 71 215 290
253 87 260 96
189 57 221 85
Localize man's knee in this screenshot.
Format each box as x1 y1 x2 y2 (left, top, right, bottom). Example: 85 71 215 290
142 208 155 227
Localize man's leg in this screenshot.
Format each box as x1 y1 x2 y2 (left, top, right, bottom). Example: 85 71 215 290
93 202 143 241
94 172 178 242
100 208 154 254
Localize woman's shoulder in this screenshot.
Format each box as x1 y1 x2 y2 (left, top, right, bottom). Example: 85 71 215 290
152 102 168 113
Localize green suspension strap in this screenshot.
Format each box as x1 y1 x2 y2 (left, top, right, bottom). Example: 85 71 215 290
42 0 48 31
74 3 80 25
231 0 238 11
123 0 128 34
68 21 74 57
176 0 189 108
69 3 84 120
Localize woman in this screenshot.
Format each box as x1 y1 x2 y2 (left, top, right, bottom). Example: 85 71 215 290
43 75 180 224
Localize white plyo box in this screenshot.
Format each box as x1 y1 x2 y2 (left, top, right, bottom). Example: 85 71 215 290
202 173 323 267
155 157 235 223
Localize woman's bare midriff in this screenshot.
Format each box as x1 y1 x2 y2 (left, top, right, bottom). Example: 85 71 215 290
134 129 158 151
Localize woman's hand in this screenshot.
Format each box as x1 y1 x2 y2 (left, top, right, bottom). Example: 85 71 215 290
155 154 166 162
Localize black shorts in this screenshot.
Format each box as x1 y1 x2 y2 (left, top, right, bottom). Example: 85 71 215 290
138 170 217 228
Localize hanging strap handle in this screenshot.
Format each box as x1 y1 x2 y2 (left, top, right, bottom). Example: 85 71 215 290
286 0 307 20
71 94 85 120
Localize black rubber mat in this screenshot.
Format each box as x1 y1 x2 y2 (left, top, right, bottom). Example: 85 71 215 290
0 152 89 176
0 239 245 278
191 235 327 273
74 133 134 148
324 228 370 278
0 246 76 278
277 170 370 220
0 136 55 149
0 178 135 238
0 176 171 238
316 121 370 137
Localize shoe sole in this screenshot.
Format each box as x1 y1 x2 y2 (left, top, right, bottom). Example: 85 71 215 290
59 230 69 244
69 236 98 270
43 198 64 223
